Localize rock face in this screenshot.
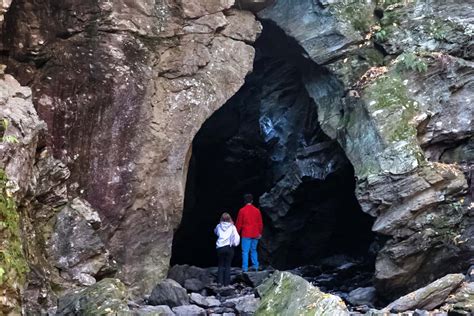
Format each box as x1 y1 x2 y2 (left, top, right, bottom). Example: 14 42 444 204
1 0 473 313
442 281 474 315
172 20 374 268
0 71 43 314
384 274 465 312
255 271 349 316
3 0 261 306
260 0 474 300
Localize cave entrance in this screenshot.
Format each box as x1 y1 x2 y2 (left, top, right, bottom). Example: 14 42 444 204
171 21 375 283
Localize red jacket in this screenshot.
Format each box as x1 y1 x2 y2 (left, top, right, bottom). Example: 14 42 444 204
236 204 263 238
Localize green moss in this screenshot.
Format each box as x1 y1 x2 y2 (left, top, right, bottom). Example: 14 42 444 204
365 74 419 142
330 2 375 33
0 170 28 287
426 18 462 41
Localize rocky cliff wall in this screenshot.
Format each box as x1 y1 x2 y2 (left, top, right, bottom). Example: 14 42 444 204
2 0 261 311
0 0 472 313
259 0 473 299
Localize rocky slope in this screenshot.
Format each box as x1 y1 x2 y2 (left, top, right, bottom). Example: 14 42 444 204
0 0 472 314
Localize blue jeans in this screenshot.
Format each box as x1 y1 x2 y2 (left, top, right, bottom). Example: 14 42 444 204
241 238 259 272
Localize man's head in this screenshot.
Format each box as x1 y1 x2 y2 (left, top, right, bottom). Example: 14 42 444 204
244 193 253 204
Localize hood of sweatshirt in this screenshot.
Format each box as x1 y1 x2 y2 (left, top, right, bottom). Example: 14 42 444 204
216 221 233 233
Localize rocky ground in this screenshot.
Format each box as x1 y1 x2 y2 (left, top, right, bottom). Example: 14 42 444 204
54 262 474 315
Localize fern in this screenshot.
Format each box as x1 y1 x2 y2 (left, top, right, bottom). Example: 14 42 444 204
396 52 428 73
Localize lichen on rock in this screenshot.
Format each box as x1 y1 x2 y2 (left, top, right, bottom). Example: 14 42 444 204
255 271 349 316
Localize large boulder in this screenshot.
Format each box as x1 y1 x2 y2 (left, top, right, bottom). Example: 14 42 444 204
56 278 129 315
255 271 349 316
148 279 189 307
47 198 116 286
384 273 465 312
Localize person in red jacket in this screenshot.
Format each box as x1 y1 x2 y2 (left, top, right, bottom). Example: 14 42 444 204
235 193 263 272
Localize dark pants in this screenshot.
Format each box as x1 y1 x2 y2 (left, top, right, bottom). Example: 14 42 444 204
217 245 234 286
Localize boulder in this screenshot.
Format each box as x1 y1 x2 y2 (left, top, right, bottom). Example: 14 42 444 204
347 287 376 307
241 271 272 287
255 271 349 315
184 278 205 292
132 305 175 315
148 279 189 307
172 304 206 316
190 293 220 307
225 294 260 314
47 198 115 286
384 274 465 312
168 265 213 288
56 278 129 315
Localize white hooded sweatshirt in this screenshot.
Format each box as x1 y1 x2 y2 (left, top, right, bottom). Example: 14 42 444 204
214 222 240 248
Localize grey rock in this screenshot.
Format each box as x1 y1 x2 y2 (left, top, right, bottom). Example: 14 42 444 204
184 278 205 292
0 72 43 315
149 279 189 307
132 305 175 316
375 1 473 59
56 278 129 315
258 0 372 64
189 293 220 307
256 271 349 315
47 198 114 286
441 281 474 315
172 304 206 316
168 265 213 288
224 294 260 314
384 274 465 312
242 271 272 287
347 287 376 307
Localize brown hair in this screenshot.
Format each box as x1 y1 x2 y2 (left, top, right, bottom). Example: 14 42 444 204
220 212 233 223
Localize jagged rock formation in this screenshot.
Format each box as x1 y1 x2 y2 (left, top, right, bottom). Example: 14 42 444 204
0 71 42 314
2 0 261 312
0 0 473 313
258 0 473 300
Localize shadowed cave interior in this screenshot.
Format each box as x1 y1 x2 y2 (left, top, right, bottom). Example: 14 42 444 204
171 22 376 283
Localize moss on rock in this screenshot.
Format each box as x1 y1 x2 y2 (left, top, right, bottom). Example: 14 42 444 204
255 271 349 316
0 169 28 315
56 278 130 315
330 2 376 33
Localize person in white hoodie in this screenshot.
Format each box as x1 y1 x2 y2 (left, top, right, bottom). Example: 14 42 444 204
214 212 240 286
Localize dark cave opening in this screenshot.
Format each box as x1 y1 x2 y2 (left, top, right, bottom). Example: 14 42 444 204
171 21 375 276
